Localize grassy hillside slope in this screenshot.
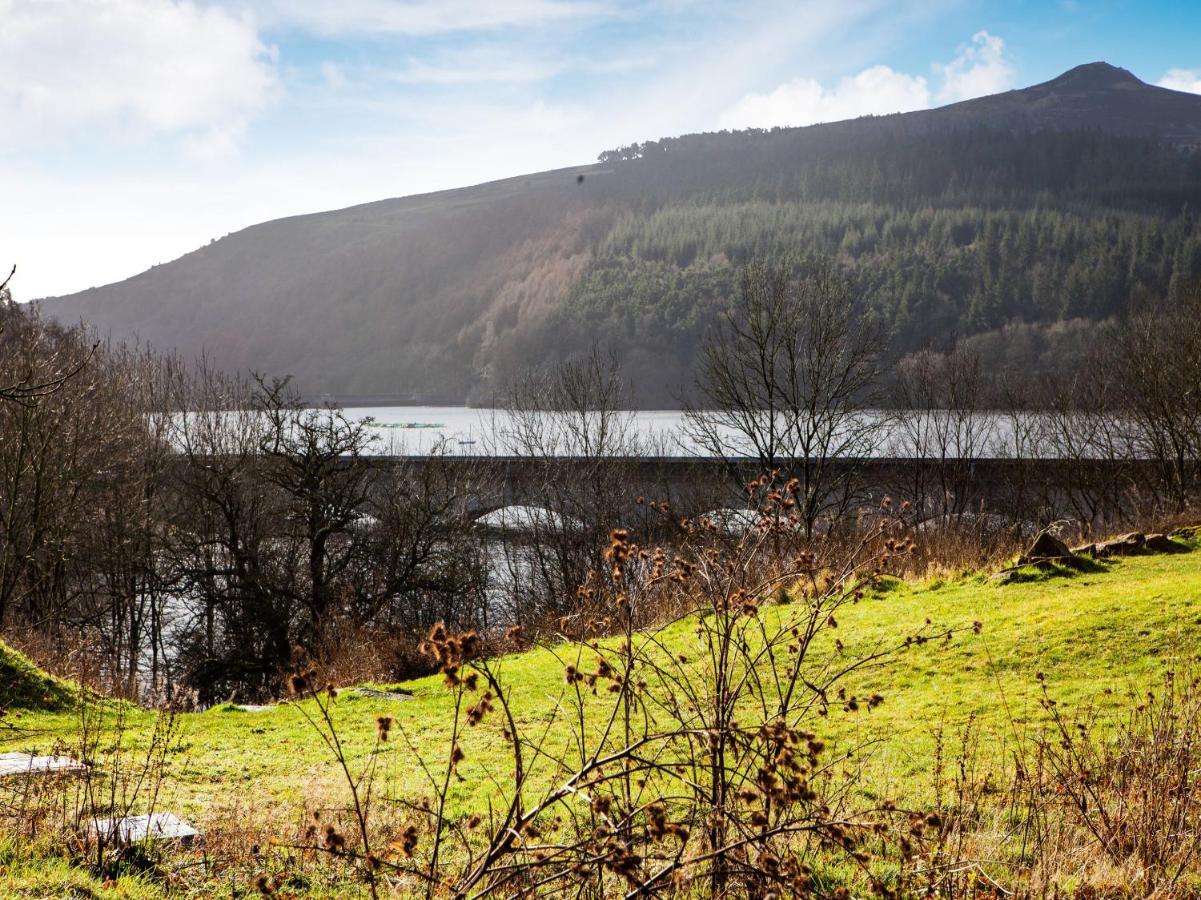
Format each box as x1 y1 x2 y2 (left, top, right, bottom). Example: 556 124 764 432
0 641 76 712
3 540 1200 895
4 540 1199 827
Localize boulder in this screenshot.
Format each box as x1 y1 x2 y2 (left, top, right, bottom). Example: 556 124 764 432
1024 530 1073 561
1019 530 1086 569
1095 532 1145 557
1145 533 1187 553
1071 543 1097 557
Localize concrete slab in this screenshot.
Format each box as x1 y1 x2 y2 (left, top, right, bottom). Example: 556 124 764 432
91 812 200 847
0 752 88 777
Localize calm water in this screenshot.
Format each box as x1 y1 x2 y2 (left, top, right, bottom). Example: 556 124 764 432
351 406 685 456
346 406 1053 459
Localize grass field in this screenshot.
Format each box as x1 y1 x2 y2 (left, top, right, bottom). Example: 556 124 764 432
3 537 1200 895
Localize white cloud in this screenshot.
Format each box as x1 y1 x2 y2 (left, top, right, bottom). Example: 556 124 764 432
1158 68 1201 95
719 29 1013 130
241 0 611 36
719 65 930 130
934 30 1014 103
0 0 277 153
321 62 349 90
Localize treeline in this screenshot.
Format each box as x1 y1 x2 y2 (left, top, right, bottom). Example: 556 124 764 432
598 126 1201 214
499 207 1200 402
0 296 654 703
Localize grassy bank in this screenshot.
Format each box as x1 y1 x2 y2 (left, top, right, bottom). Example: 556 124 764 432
3 537 1200 895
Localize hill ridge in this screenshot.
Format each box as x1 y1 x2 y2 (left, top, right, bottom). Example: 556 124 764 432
41 63 1201 404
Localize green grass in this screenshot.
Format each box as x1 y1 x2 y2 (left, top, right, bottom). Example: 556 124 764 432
2 539 1201 894
0 641 76 712
0 837 162 899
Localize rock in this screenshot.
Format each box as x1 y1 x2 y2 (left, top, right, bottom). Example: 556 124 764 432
1095 532 1145 557
0 753 88 778
352 688 413 701
1019 530 1087 569
91 812 200 847
1023 530 1073 561
1171 524 1201 538
1145 533 1187 553
995 528 1094 580
1071 543 1097 557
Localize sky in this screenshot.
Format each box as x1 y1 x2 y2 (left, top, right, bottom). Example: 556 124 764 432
4 0 1201 301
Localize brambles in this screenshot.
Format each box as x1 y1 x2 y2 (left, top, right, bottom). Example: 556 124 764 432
283 476 974 897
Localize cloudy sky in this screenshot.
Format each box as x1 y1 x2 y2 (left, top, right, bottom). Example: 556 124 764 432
4 0 1200 300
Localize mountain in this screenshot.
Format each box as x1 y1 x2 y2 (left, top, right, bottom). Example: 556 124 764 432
905 62 1201 143
41 63 1201 405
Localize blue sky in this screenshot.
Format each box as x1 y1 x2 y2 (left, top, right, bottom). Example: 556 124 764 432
3 0 1199 300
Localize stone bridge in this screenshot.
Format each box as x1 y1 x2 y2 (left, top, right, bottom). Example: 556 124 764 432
371 455 1157 527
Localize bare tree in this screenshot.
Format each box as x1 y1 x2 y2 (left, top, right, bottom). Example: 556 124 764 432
489 348 644 625
348 448 489 639
1109 283 1201 511
0 267 95 407
1036 349 1136 531
0 299 171 696
254 375 377 645
684 257 885 539
891 345 996 526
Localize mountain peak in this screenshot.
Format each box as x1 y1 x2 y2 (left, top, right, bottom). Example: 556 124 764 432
1045 61 1144 90
918 59 1201 144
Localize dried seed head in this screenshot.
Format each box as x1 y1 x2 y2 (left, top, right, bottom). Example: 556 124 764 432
377 715 394 741
324 825 346 853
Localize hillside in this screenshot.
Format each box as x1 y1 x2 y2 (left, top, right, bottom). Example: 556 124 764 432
0 640 75 711
4 539 1201 895
41 62 1201 405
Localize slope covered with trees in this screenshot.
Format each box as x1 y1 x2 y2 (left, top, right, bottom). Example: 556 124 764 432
41 63 1201 405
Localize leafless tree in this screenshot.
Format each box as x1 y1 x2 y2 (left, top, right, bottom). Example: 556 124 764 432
489 348 645 625
347 448 489 640
684 257 885 539
1035 351 1137 531
254 375 377 645
891 345 996 526
0 299 171 695
1109 283 1201 511
0 267 95 407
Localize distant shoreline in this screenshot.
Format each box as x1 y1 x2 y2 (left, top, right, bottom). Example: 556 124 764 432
307 396 697 411
305 396 471 409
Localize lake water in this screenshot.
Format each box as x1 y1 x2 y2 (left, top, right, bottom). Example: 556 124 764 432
351 406 689 456
344 406 1057 459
